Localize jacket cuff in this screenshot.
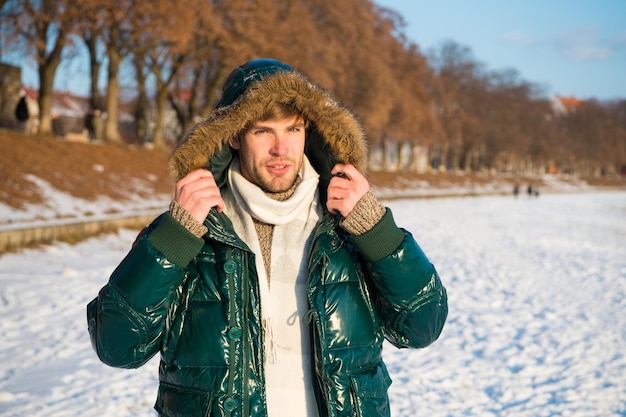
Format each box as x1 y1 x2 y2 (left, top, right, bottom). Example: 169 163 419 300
348 208 405 262
339 190 386 235
147 212 204 267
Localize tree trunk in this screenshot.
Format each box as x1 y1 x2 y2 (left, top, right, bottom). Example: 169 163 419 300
463 143 473 173
35 16 65 136
104 49 122 143
153 87 168 150
438 144 449 172
405 142 416 172
133 55 148 145
37 60 59 135
380 140 389 171
86 35 102 110
410 142 429 173
396 140 404 171
199 62 231 118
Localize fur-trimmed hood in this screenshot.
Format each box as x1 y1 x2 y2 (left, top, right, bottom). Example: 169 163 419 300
167 59 367 192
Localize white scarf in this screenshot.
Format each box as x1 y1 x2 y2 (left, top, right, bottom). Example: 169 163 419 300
223 156 322 417
227 157 320 226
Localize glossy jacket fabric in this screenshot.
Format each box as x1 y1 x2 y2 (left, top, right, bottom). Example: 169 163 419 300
87 59 448 417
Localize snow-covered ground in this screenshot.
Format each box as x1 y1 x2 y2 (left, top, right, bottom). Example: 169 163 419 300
0 172 599 231
0 191 625 416
0 175 171 231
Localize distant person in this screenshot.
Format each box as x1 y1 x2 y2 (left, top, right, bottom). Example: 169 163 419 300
513 183 520 198
85 108 103 142
87 58 448 417
84 109 95 140
14 90 29 134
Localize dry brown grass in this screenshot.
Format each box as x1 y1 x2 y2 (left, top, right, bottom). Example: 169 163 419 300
1 129 623 212
0 130 173 210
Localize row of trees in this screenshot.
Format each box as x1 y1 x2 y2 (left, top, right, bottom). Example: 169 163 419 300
1 0 624 176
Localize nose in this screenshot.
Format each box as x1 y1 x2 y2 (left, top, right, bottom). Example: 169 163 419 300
270 133 288 156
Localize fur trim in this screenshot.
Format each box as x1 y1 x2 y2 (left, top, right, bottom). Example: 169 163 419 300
168 71 367 181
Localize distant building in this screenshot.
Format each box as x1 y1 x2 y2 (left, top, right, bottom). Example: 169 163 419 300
551 94 583 116
47 89 91 141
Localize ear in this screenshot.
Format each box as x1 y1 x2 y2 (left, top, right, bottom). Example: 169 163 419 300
229 134 241 150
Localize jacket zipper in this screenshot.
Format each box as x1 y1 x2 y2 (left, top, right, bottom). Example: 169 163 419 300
225 247 238 417
241 252 251 417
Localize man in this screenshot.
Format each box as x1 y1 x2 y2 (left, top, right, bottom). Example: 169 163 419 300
15 89 30 134
87 58 448 417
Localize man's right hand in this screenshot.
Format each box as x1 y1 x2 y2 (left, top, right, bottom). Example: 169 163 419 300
174 169 225 223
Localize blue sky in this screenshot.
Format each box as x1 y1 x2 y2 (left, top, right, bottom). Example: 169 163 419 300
374 0 626 100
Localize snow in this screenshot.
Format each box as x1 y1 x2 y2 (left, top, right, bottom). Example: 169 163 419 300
0 175 170 231
1 191 625 416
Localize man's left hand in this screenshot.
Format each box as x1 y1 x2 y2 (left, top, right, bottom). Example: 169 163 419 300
326 164 370 217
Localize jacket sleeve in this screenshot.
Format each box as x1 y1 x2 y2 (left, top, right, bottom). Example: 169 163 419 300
348 209 448 349
87 213 204 368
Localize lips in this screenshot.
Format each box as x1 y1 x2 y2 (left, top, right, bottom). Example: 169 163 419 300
266 162 291 175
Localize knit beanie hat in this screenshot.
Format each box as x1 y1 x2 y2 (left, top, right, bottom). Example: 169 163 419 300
216 58 294 109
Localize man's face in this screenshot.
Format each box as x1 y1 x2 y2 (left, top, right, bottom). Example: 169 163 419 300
230 115 306 193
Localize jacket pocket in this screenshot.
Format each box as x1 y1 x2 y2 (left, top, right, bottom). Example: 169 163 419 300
155 382 213 417
349 363 392 417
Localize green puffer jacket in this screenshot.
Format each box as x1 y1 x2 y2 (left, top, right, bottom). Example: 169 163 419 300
87 59 448 417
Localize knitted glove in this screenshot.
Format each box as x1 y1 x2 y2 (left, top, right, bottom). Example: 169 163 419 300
169 200 208 238
339 190 386 235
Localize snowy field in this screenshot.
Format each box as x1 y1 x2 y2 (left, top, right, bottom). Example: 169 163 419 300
0 191 625 417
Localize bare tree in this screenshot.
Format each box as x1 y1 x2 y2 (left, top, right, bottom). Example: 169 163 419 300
383 34 440 171
1 0 78 135
79 0 144 143
561 99 626 176
132 50 149 144
159 0 256 143
75 0 106 111
4 0 621 178
134 1 198 148
427 41 467 170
